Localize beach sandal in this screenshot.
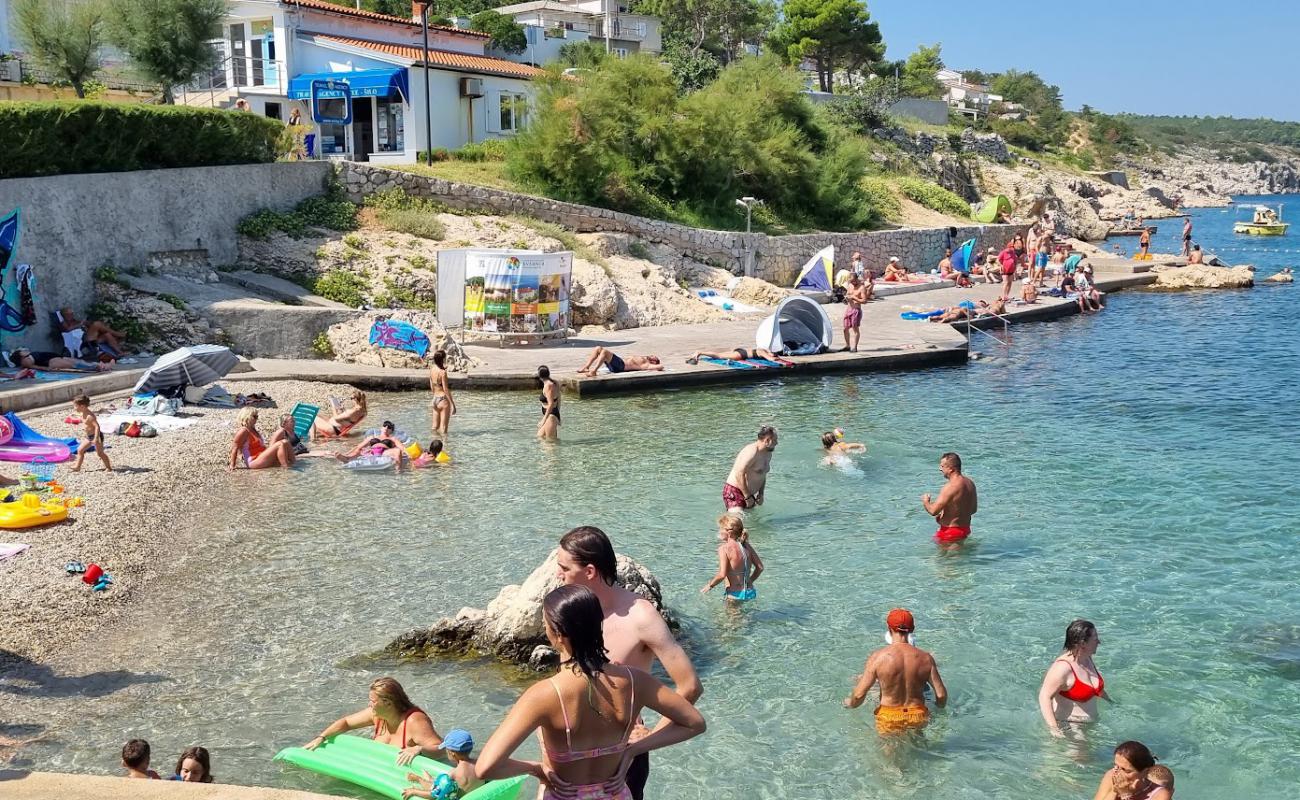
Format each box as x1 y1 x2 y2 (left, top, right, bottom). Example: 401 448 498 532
685 357 698 365
64 560 86 575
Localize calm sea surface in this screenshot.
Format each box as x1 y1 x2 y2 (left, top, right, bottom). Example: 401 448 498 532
5 199 1298 799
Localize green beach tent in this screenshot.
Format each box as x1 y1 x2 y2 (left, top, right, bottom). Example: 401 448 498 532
971 195 1012 224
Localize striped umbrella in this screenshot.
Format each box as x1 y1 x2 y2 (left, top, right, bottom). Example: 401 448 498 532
133 345 240 394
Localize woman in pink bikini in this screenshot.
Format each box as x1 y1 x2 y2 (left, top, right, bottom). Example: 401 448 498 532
475 585 705 799
304 677 445 766
1037 619 1112 737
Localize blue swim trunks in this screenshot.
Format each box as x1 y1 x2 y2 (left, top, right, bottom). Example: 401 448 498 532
608 353 626 374
724 587 757 601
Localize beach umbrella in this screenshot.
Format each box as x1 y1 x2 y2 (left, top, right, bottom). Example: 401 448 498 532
133 345 239 394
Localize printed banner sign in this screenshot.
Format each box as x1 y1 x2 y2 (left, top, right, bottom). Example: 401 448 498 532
464 252 571 334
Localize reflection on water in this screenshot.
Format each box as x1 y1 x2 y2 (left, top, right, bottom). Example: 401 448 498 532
6 204 1300 799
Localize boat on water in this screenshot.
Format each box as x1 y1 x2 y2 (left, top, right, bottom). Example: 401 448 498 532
1234 204 1289 236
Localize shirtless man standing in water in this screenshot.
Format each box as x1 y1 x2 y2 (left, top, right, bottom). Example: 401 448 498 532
723 426 778 513
844 609 947 733
922 452 977 543
557 526 702 800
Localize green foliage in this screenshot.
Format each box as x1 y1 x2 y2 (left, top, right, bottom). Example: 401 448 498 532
418 148 452 163
661 35 721 93
987 69 1068 148
238 191 358 239
894 177 970 218
825 79 898 133
311 332 335 358
558 41 609 70
453 139 508 162
627 240 652 260
313 270 367 307
507 56 873 231
961 69 992 85
992 118 1051 151
93 264 130 287
157 293 187 310
106 0 225 104
87 300 156 343
375 209 446 239
408 254 430 270
636 0 776 64
13 0 107 98
470 10 526 55
1118 114 1300 151
767 0 883 93
860 177 901 221
0 102 285 177
342 233 367 250
989 69 1061 115
899 43 944 100
375 279 437 311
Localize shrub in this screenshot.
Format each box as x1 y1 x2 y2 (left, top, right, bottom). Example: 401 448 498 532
417 148 451 163
313 270 367 307
408 254 430 271
342 233 367 250
627 240 651 260
93 264 130 288
237 190 357 239
376 208 445 239
894 177 971 218
860 177 902 221
374 279 436 311
157 293 187 310
453 139 508 162
311 332 335 358
0 102 285 178
87 300 156 343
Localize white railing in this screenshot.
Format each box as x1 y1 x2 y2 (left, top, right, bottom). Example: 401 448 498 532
179 53 288 107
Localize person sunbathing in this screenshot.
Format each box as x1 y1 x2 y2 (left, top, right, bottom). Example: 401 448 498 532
60 307 127 355
1021 280 1039 304
336 420 405 462
576 346 662 376
928 305 975 323
685 347 780 365
312 389 368 438
883 257 909 282
4 348 111 372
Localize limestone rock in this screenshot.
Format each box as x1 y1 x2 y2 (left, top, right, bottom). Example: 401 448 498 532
323 310 478 370
729 276 793 308
385 550 676 669
960 129 1010 162
1152 265 1255 290
93 280 221 353
1264 270 1294 283
570 258 618 326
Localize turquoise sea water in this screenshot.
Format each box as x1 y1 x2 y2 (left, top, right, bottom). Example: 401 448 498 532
5 200 1298 799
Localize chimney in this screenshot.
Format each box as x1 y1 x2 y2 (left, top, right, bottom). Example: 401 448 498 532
411 1 422 22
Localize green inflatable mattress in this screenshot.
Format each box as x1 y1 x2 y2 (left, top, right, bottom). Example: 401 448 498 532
274 735 526 800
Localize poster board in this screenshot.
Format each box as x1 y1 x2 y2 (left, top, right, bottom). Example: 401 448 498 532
436 249 571 343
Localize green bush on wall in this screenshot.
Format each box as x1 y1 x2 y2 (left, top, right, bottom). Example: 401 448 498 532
0 102 286 178
894 177 972 219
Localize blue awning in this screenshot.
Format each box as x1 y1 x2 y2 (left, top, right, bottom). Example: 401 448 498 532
288 68 408 101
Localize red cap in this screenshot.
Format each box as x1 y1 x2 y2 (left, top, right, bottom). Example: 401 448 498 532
887 608 914 633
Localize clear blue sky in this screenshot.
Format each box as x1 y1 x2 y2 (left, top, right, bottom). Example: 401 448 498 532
869 0 1300 121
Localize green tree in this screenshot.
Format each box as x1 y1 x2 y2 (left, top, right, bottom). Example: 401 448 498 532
989 69 1061 114
359 0 413 15
898 42 943 99
637 0 775 63
12 0 107 98
960 68 991 85
558 40 608 70
470 10 526 54
661 34 721 92
107 0 225 104
767 0 884 93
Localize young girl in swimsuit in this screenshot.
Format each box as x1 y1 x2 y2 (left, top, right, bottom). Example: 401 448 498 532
305 677 445 767
537 365 560 441
313 389 368 439
429 350 456 436
171 746 213 782
475 585 705 799
229 408 295 470
1037 619 1111 737
700 514 763 602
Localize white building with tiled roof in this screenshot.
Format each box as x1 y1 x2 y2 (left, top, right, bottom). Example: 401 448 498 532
195 0 542 163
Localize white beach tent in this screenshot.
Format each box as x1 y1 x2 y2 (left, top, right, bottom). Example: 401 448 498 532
755 295 834 356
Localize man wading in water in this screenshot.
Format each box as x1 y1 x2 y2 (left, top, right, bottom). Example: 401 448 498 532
844 609 948 733
922 452 977 544
556 527 702 800
723 426 778 514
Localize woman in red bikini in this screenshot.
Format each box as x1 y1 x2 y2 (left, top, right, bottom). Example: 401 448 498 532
304 677 445 766
1037 619 1111 737
475 585 705 799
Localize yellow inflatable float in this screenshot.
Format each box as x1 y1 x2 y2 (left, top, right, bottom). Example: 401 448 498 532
0 492 70 529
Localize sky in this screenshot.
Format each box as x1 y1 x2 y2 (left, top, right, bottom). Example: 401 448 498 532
869 0 1300 121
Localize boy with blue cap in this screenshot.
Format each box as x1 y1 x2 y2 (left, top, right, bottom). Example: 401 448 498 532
402 729 482 799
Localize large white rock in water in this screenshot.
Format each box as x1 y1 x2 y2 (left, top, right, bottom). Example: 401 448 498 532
1264 270 1294 283
386 550 675 669
1153 265 1255 290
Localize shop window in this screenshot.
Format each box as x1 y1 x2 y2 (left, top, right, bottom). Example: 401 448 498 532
377 100 405 152
319 122 347 155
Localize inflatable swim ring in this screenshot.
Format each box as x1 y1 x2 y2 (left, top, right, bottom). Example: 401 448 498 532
0 492 69 529
435 451 451 464
344 454 395 471
0 416 12 445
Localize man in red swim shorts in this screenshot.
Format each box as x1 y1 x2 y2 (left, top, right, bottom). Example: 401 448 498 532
921 452 977 544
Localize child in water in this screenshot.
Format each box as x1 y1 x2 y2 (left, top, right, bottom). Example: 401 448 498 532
821 429 866 455
402 729 481 799
71 394 112 472
700 514 763 601
413 439 451 467
171 746 213 782
121 739 160 779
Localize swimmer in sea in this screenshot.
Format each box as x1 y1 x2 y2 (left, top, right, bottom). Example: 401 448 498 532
921 452 977 544
336 420 405 464
843 608 947 734
821 430 865 456
1038 619 1111 737
723 425 777 513
700 514 763 601
305 677 445 766
412 439 450 467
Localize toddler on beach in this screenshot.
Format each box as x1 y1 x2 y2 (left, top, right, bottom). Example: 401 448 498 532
71 394 112 472
401 728 481 799
121 739 160 779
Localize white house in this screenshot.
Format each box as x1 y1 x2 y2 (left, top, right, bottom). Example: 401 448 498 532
493 0 660 63
197 0 542 163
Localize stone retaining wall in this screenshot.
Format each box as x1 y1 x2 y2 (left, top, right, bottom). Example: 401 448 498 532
340 164 1029 286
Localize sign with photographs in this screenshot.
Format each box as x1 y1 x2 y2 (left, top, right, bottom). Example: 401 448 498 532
463 251 571 334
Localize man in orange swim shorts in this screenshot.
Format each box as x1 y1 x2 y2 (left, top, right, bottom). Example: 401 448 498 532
843 608 948 734
922 451 977 543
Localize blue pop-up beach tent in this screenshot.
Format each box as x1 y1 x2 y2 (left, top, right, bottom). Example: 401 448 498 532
950 238 976 273
792 246 834 292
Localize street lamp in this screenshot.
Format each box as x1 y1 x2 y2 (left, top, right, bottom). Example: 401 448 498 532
415 1 434 166
735 196 761 233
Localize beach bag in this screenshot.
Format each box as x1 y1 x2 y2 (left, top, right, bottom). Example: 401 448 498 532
123 420 142 438
138 423 157 438
183 385 207 404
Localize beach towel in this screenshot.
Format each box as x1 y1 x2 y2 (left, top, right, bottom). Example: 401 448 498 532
700 357 758 370
101 413 195 432
0 543 29 562
901 310 945 320
744 357 795 368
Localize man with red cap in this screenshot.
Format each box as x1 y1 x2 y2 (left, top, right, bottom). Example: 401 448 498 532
922 451 977 544
843 608 947 733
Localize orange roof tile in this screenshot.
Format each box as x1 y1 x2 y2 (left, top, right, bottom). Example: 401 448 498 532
311 33 544 79
281 0 489 38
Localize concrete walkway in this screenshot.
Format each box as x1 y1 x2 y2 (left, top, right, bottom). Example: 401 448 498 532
1 771 337 800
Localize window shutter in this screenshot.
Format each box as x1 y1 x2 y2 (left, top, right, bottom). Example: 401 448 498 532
485 90 501 133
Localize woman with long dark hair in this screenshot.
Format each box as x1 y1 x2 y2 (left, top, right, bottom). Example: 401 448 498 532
1092 741 1171 800
304 677 445 766
429 350 456 435
1037 619 1111 737
475 585 705 798
537 365 560 440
